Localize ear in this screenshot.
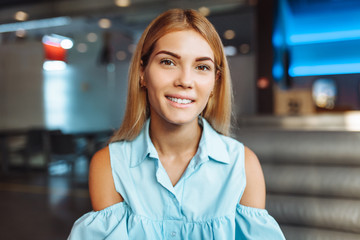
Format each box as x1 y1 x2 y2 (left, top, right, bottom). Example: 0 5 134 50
215 70 221 81
140 60 146 87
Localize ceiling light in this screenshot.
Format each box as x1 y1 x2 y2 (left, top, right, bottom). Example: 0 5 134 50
239 43 250 54
15 29 26 38
43 34 73 49
0 17 71 33
60 39 74 49
198 7 210 16
86 32 98 42
98 18 112 29
77 43 88 53
224 30 236 40
43 60 67 71
115 0 131 7
116 51 127 61
14 11 29 21
224 46 237 56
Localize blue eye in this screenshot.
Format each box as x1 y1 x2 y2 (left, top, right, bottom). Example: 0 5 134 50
196 65 211 71
160 59 175 66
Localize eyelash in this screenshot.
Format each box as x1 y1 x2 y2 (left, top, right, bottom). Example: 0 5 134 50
160 59 175 66
159 59 211 71
196 64 211 71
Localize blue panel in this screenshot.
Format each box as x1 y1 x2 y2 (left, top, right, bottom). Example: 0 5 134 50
290 63 360 77
274 0 360 77
273 62 284 79
290 30 360 45
289 40 360 76
286 3 360 45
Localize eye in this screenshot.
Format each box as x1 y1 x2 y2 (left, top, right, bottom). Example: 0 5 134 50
160 59 175 66
196 64 211 71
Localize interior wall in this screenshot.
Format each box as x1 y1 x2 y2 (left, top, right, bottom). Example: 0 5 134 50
0 40 44 129
42 33 129 133
229 53 256 119
0 37 256 132
0 36 129 133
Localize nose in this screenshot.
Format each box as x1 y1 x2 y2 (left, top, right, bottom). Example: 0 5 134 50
174 67 194 89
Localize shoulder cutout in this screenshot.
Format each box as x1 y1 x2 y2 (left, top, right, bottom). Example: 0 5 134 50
240 146 266 209
89 146 123 211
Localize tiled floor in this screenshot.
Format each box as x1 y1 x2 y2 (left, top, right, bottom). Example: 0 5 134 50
0 168 92 240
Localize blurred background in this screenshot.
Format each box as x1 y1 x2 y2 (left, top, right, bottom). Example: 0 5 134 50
0 0 360 239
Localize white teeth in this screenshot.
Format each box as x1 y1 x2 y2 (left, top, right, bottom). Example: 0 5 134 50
167 97 193 104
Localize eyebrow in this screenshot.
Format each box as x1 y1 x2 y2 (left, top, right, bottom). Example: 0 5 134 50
195 57 214 63
155 50 214 63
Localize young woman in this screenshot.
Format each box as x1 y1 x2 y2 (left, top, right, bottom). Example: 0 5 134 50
68 8 285 239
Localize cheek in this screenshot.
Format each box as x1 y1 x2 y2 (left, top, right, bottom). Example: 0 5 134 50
146 77 163 98
146 82 160 106
145 66 171 87
200 78 215 95
144 72 167 106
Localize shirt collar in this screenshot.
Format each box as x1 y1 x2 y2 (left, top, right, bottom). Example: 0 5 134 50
198 117 230 164
130 118 158 168
129 117 230 168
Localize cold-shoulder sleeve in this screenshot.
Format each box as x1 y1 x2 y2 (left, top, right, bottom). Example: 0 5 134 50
235 204 286 240
67 202 131 240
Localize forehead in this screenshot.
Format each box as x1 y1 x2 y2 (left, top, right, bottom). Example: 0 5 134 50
152 30 214 59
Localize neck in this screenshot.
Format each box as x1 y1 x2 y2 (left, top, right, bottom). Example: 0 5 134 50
149 117 202 160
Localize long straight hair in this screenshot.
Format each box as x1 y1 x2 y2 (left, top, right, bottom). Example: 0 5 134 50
110 8 232 142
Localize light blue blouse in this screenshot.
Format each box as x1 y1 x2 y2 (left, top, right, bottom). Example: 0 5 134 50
68 118 285 240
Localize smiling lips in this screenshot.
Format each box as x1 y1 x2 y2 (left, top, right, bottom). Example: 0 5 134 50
166 96 194 104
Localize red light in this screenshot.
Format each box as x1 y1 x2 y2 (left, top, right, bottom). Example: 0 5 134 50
43 43 67 62
257 77 270 89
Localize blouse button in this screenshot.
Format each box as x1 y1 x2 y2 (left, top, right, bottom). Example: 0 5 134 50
171 231 176 237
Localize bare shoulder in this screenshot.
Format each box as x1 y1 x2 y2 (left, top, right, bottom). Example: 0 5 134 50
239 146 266 209
89 146 123 211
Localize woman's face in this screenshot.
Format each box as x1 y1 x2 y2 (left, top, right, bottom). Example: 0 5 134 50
142 29 216 127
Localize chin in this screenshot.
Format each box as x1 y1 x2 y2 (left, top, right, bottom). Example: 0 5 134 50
150 105 202 127
162 114 199 126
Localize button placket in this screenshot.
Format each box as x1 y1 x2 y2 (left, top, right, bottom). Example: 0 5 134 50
155 162 177 196
167 226 181 239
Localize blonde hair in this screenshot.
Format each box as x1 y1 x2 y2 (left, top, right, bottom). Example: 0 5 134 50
110 8 232 142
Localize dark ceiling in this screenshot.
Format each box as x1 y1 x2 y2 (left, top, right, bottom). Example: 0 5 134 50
0 0 255 51
0 0 56 8
0 0 249 23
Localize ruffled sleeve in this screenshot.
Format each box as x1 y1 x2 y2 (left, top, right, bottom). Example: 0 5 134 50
67 202 131 240
235 204 286 240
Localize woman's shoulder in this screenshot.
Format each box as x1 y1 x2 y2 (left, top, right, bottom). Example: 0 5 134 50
90 146 114 176
91 146 110 164
240 146 266 209
89 146 123 211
